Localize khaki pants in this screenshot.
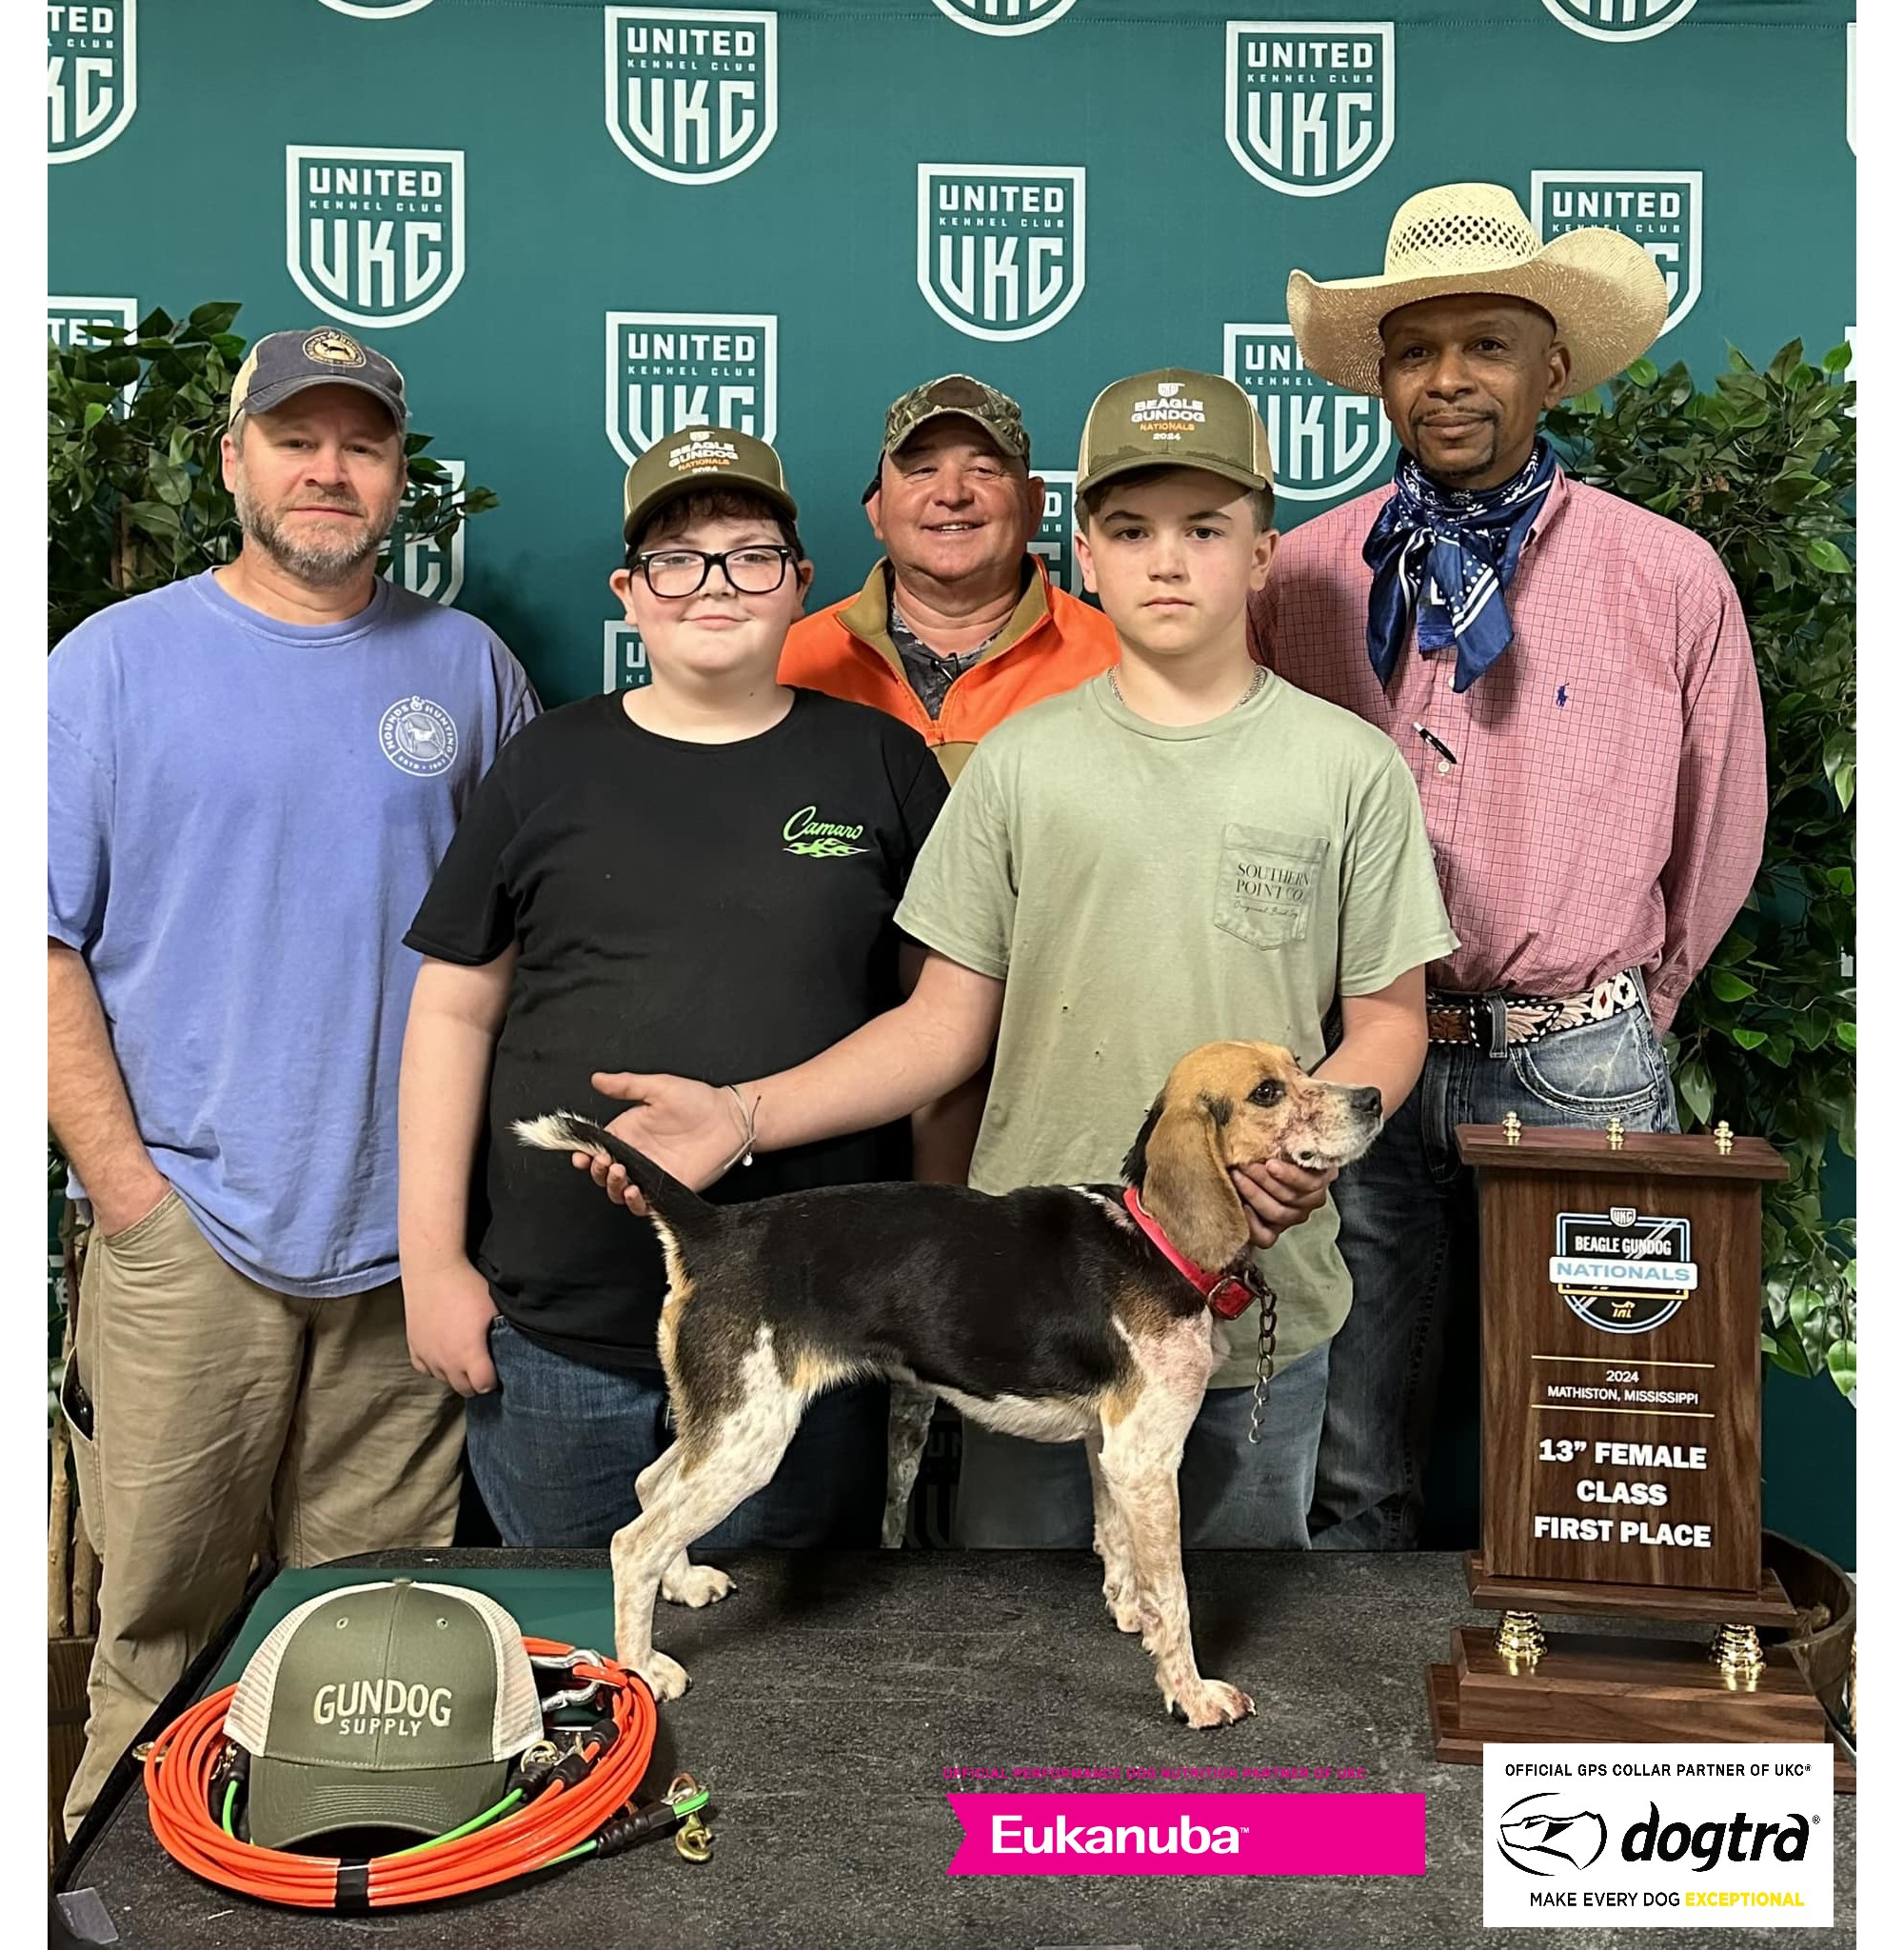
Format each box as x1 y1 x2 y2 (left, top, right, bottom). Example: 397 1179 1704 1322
63 1192 462 1838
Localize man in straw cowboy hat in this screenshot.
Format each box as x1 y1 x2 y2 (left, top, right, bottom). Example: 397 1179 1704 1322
1251 182 1767 1552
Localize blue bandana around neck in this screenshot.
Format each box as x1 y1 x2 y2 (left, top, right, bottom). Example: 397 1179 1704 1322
1361 438 1557 694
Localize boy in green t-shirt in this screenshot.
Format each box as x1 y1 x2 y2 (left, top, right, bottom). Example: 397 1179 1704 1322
582 369 1456 1548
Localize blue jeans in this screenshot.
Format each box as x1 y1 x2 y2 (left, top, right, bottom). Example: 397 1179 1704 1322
1312 1001 1679 1552
952 1343 1330 1548
466 1318 888 1548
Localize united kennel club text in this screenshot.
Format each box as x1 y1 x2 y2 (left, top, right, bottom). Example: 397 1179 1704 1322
1235 34 1382 180
1532 1436 1713 1548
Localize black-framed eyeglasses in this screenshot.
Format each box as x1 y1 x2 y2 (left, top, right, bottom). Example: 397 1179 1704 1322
629 545 795 599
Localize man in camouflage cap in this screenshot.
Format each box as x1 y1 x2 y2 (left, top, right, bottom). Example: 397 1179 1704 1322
779 373 1116 782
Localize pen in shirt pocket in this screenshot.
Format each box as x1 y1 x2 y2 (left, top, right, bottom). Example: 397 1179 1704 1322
1413 722 1458 766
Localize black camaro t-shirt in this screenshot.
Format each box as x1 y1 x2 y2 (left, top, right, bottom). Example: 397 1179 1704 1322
406 687 949 1368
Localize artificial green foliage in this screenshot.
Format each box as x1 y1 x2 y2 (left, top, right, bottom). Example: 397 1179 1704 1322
48 301 497 650
1546 340 1855 1406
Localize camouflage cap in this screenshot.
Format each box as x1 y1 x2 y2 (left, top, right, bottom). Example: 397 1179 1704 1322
623 424 798 545
1076 368 1275 502
863 373 1030 500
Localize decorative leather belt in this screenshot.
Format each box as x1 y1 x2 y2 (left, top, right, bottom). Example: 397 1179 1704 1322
1427 971 1645 1055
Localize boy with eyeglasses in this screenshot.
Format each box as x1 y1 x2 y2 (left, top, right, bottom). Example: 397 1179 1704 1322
397 428 950 1546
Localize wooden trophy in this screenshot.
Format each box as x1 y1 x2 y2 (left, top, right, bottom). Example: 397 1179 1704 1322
1425 1118 1854 1792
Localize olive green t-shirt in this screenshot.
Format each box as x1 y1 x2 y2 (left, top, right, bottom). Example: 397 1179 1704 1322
895 668 1458 1386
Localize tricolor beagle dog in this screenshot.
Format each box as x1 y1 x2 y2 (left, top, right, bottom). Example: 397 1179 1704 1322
516 1041 1380 1727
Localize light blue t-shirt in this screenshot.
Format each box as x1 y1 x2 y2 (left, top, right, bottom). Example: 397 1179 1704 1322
48 570 539 1297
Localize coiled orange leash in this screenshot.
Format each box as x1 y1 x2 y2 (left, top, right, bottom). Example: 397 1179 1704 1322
144 1638 701 1908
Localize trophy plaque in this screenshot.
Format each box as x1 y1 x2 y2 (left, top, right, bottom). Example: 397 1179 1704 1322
1425 1121 1854 1792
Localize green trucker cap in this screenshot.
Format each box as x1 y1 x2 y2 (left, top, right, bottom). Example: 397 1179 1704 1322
623 425 799 545
225 1579 544 1848
1076 368 1275 502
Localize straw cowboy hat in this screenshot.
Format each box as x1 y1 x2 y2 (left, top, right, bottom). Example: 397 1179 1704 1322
1287 182 1669 398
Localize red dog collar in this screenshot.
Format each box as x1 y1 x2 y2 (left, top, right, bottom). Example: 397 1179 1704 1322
1121 1187 1264 1320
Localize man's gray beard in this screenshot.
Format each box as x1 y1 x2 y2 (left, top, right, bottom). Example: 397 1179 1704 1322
233 481 387 587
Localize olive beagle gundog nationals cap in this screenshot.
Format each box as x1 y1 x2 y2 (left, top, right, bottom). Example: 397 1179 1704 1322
227 328 408 433
1076 368 1276 502
622 424 799 544
224 1579 543 1847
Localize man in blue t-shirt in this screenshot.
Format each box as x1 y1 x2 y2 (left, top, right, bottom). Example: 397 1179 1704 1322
47 329 538 1836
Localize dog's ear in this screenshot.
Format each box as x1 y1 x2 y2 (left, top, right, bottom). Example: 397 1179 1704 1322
1121 1094 1164 1187
1137 1093 1249 1273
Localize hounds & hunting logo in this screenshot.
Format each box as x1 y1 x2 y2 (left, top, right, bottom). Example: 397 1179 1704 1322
917 165 1086 342
1541 0 1696 41
1031 470 1078 594
384 460 466 606
605 8 777 184
1223 323 1391 502
287 146 466 328
1533 170 1702 335
605 311 778 465
48 1 136 162
1224 22 1394 197
378 696 458 776
930 0 1080 34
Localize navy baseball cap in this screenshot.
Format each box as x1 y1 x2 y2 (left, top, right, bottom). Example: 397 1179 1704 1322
228 328 407 433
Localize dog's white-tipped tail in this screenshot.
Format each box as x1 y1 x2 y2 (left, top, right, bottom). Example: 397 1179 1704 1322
513 1111 605 1158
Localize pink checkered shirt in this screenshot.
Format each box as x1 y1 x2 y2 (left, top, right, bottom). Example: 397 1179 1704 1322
1250 467 1766 1034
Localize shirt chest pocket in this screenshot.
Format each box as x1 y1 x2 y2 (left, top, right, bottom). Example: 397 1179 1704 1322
1214 826 1329 951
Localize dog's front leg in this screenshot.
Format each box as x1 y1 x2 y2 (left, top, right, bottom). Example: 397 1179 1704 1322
1085 1431 1141 1633
1101 1417 1253 1729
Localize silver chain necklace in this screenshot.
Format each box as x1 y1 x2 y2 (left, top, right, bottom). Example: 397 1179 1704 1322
1108 662 1268 713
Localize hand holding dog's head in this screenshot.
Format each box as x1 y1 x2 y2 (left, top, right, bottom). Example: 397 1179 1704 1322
1121 1042 1383 1270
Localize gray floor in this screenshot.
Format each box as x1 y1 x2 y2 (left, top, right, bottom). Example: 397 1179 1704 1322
60 1548 1855 1948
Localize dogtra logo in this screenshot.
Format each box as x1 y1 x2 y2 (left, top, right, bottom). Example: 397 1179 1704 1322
384 460 466 606
48 1 136 163
1541 0 1696 43
1031 470 1078 594
605 8 777 184
605 623 651 692
1224 324 1391 503
317 1 437 17
287 146 466 328
930 0 1080 34
1497 1793 1610 1876
605 311 777 465
1225 22 1393 198
50 295 140 408
917 165 1085 343
1533 170 1701 335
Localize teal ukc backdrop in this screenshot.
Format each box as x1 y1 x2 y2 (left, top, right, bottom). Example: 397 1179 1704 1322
48 0 1856 1562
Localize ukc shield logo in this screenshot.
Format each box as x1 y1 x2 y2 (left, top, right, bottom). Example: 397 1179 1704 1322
1533 169 1702 335
1541 0 1696 43
605 8 777 185
917 165 1085 343
929 0 1080 34
49 294 139 408
1224 324 1391 504
605 623 652 693
288 146 466 328
1225 21 1394 198
384 459 466 606
1030 470 1078 594
48 0 137 163
605 312 777 466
